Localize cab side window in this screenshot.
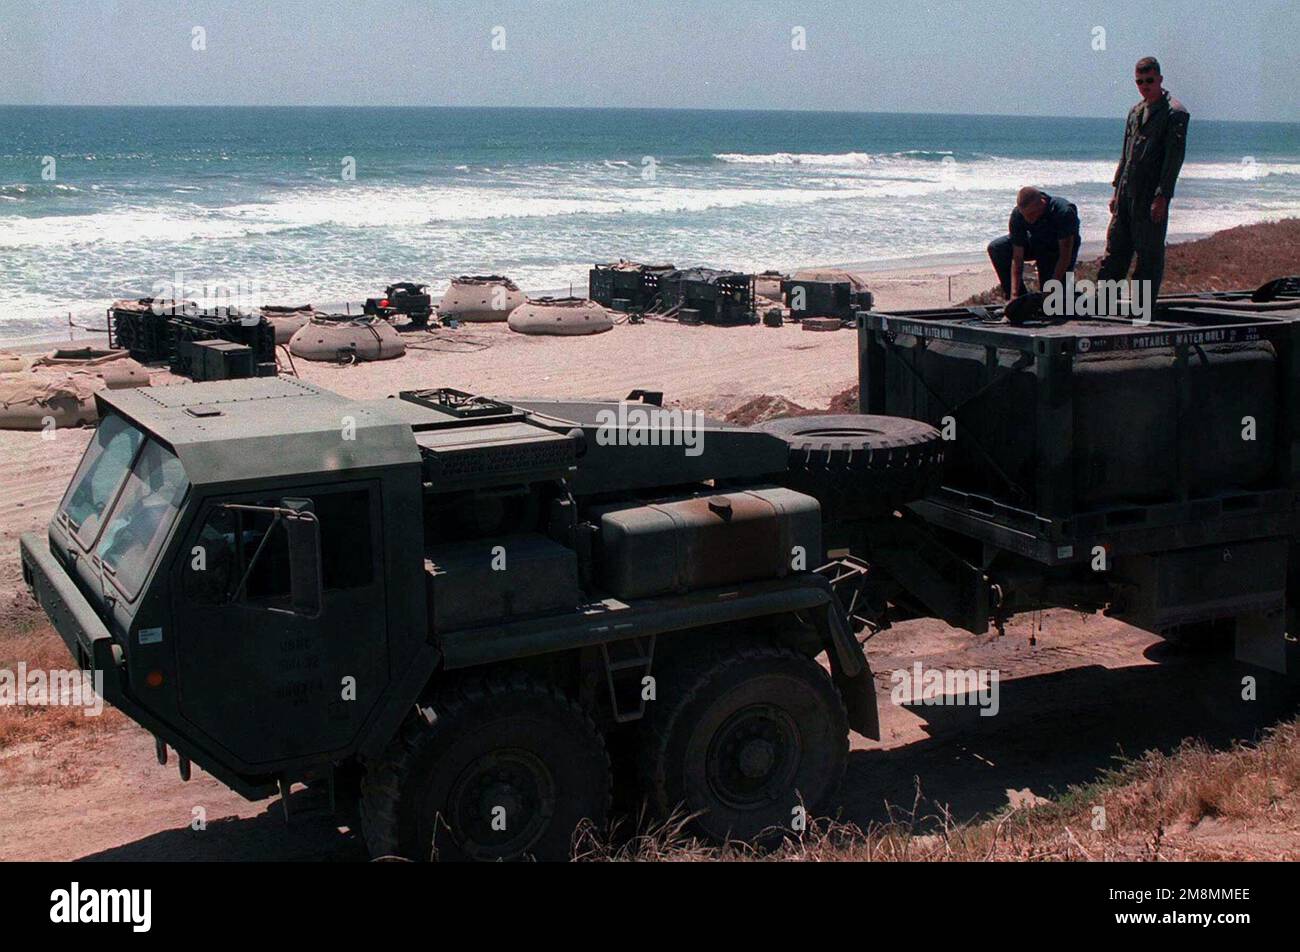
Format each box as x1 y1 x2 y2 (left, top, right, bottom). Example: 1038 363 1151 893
183 488 374 606
315 491 374 590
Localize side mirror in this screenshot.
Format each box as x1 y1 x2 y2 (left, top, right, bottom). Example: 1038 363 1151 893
281 498 322 619
219 499 323 618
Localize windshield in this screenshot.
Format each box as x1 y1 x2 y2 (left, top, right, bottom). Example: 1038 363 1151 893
60 413 146 545
96 440 189 600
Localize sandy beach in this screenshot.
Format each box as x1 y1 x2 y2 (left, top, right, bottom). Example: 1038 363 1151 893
0 240 1123 352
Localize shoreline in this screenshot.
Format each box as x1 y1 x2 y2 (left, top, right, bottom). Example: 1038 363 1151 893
0 231 1203 353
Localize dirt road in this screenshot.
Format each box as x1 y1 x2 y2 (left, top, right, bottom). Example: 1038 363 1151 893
3 608 1294 861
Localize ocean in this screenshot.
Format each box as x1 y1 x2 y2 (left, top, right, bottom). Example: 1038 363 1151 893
2 105 1299 341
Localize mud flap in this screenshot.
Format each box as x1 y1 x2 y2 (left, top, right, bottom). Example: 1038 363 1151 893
831 657 880 741
809 575 879 739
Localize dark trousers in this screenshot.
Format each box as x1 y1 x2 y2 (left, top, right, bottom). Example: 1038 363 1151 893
1097 192 1169 299
987 233 1080 298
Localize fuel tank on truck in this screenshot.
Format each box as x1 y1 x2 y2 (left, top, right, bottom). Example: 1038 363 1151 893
590 487 822 599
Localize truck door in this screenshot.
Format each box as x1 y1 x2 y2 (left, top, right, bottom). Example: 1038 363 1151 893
170 482 387 769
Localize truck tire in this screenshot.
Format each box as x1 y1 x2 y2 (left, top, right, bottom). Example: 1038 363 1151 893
638 642 848 843
758 413 944 517
359 670 610 862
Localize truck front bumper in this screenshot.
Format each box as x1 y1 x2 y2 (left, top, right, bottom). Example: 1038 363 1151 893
20 532 125 696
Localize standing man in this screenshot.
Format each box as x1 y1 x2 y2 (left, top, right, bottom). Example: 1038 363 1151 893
1098 56 1190 300
987 186 1081 300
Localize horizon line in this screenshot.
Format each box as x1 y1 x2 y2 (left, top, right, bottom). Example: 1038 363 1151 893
1 102 1295 126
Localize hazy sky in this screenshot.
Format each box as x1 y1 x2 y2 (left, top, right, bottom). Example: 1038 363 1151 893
0 0 1295 121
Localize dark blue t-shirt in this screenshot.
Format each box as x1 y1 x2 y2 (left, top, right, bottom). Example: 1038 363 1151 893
1009 194 1080 250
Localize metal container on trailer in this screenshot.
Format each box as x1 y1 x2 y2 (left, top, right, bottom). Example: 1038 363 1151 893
858 304 1300 566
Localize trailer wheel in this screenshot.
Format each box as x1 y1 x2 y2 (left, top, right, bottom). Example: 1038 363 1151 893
638 643 848 844
359 671 610 862
758 413 944 517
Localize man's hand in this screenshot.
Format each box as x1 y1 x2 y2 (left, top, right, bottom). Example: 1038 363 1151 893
1053 237 1075 285
1150 194 1168 224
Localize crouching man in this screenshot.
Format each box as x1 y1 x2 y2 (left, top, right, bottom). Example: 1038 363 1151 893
987 187 1081 300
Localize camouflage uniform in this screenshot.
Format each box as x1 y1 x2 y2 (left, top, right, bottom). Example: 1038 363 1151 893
1098 90 1190 299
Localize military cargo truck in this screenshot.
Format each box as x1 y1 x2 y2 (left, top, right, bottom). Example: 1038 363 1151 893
22 293 1300 861
21 380 949 861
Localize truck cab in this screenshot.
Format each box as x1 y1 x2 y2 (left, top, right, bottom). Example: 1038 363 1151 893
25 378 433 796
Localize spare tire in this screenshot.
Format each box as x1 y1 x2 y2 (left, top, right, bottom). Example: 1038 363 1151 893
757 413 944 517
1252 276 1300 303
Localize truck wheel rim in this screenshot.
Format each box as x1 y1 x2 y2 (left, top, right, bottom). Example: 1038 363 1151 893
705 704 801 810
446 749 556 860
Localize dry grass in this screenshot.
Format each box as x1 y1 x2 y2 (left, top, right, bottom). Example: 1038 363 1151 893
723 383 860 425
723 393 813 425
961 217 1300 306
0 618 125 752
575 719 1300 861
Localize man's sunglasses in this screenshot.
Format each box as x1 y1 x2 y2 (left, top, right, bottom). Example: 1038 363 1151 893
1135 76 1158 85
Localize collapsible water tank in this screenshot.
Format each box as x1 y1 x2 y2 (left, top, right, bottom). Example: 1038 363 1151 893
288 316 405 362
438 275 525 323
508 297 612 336
261 305 316 344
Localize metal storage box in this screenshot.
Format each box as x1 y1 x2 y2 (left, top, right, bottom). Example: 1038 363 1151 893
656 268 756 326
425 533 579 631
108 298 183 362
589 262 674 310
1110 537 1288 631
859 304 1300 564
782 278 872 322
168 310 276 377
186 339 255 382
592 487 822 599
